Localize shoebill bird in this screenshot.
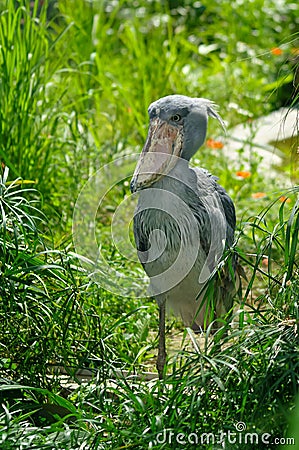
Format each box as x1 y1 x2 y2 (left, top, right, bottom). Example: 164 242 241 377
130 95 238 379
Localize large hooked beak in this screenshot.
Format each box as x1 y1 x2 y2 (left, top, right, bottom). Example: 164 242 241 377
130 118 183 193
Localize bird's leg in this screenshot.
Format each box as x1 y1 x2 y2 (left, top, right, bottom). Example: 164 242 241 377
157 301 166 379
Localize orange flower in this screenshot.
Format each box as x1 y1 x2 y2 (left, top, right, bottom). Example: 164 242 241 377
206 138 224 149
262 257 269 267
279 195 291 203
271 47 283 56
251 192 266 199
236 170 251 179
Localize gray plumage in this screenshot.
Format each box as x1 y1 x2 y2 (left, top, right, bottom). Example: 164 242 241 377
130 95 238 377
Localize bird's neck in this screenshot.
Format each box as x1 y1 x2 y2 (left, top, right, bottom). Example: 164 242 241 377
153 158 195 192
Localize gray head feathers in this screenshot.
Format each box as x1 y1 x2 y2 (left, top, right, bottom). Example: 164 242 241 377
148 94 226 132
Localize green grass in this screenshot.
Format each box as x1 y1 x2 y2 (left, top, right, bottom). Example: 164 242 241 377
0 0 298 449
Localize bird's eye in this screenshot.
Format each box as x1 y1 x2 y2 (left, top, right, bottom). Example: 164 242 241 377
171 114 181 122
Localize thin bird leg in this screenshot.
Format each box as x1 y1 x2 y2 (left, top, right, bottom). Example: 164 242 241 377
157 300 166 379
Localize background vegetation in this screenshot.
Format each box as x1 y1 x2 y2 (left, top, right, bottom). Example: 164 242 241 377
0 0 298 448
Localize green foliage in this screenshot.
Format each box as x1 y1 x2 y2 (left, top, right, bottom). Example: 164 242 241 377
0 2 56 185
0 0 298 449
